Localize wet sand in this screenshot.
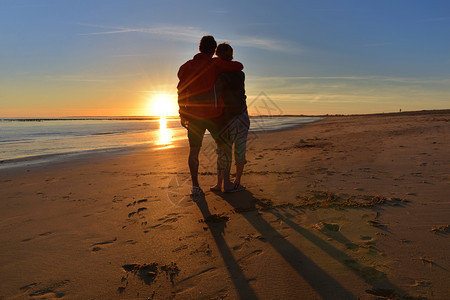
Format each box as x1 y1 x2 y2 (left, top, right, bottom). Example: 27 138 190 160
0 110 449 299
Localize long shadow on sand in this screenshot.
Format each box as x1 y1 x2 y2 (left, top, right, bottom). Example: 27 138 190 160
268 207 409 298
217 191 355 299
219 190 411 299
194 195 258 299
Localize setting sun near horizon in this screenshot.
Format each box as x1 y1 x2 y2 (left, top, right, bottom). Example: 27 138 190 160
147 93 178 117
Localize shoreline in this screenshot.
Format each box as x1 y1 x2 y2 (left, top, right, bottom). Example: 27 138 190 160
0 140 186 171
279 108 450 118
0 116 322 171
0 110 449 299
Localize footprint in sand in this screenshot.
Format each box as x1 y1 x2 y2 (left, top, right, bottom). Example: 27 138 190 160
119 262 180 291
113 195 127 203
237 250 263 265
145 224 175 231
19 282 38 291
172 245 188 252
126 197 149 223
408 280 432 287
91 237 117 251
21 231 54 243
175 267 217 286
127 207 148 219
126 198 148 207
22 280 70 299
232 243 244 251
122 239 138 245
142 213 182 233
137 207 147 214
44 177 59 183
29 290 65 299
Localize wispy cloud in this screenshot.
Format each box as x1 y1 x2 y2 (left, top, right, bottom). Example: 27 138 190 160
245 75 450 109
228 36 298 53
44 73 143 83
78 24 206 42
78 23 298 53
249 75 450 85
262 93 384 103
44 75 108 83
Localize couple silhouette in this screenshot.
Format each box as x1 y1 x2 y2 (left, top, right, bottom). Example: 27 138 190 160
177 36 249 196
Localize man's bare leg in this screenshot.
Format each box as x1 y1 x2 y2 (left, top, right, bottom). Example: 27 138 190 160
188 147 201 187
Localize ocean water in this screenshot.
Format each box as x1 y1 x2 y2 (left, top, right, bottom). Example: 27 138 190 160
0 116 321 167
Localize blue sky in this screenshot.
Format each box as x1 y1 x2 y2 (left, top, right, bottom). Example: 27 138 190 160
1 0 449 116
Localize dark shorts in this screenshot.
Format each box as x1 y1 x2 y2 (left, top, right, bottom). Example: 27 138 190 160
216 110 250 169
187 118 220 148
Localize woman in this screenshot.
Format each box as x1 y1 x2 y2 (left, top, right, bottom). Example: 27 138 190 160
210 43 250 193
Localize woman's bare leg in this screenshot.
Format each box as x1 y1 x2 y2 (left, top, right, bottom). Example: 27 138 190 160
234 162 246 185
210 168 223 191
222 168 235 191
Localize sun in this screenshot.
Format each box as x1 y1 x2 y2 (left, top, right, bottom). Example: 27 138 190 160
148 93 178 117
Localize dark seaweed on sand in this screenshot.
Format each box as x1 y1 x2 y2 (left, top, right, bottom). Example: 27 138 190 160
293 190 410 210
122 263 158 285
161 262 180 285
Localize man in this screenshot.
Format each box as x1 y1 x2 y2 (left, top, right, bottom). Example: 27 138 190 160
177 36 243 196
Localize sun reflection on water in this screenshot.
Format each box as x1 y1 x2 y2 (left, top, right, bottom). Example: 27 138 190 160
156 116 173 149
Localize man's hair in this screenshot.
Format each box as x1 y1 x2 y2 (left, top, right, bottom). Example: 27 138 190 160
215 43 233 61
199 35 217 54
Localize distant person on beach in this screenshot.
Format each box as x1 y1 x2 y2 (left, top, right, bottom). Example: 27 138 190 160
177 36 243 196
210 43 249 193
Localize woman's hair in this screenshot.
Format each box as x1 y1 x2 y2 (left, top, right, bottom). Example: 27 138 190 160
199 35 217 54
215 42 234 61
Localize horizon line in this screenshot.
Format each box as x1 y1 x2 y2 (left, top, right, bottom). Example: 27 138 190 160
1 109 449 120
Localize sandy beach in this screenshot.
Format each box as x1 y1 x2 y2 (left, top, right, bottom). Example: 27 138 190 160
0 110 449 299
